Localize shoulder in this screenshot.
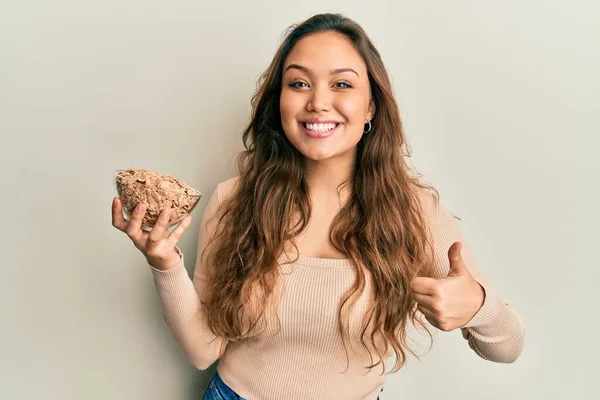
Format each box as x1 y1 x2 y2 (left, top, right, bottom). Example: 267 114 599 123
215 175 241 204
412 184 441 217
412 184 460 230
201 176 240 223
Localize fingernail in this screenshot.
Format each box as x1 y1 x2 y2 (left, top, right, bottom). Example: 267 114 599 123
162 209 170 218
136 204 143 212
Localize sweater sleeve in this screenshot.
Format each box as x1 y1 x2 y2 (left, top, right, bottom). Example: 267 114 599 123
147 183 228 370
423 191 525 363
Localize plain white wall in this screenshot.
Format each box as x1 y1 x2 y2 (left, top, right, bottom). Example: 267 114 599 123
2 0 598 398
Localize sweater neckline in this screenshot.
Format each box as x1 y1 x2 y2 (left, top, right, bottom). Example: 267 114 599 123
278 251 353 268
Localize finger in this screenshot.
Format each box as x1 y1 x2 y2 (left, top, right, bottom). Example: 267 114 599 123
410 277 438 295
112 197 129 231
417 303 435 319
167 215 193 245
125 202 147 240
424 315 438 328
148 208 171 243
448 241 463 264
413 293 435 309
447 242 469 276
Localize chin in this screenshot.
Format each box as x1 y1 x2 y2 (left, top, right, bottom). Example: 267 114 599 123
301 143 356 162
283 129 358 161
304 152 336 161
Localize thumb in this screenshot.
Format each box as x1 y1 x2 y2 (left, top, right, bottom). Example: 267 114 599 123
447 242 467 276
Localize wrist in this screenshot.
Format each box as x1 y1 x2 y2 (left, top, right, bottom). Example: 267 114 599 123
150 247 182 271
473 282 486 311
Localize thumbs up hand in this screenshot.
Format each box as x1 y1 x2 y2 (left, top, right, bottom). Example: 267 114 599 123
410 242 486 332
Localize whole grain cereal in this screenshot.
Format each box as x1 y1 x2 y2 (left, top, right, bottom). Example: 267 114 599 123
115 167 201 229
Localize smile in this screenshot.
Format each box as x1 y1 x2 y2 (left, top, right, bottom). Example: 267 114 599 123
300 122 342 138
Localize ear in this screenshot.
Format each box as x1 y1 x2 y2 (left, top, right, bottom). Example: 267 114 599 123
367 99 376 122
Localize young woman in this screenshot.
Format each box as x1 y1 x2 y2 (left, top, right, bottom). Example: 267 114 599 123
112 13 525 400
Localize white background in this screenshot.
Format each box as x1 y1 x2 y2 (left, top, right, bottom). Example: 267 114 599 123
1 0 598 398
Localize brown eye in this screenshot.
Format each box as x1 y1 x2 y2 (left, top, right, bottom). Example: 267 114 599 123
334 82 352 89
289 81 308 88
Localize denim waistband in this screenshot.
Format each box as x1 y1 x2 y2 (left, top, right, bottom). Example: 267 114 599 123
203 372 383 400
203 372 245 400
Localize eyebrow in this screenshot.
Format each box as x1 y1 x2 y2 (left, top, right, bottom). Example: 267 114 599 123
284 64 360 78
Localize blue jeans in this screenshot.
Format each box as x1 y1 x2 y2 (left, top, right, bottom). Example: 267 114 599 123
202 372 246 400
202 371 383 399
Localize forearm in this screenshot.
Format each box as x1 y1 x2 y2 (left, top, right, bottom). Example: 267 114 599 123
149 255 226 370
460 286 525 363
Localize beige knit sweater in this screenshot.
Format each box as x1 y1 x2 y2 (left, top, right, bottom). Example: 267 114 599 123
149 177 525 400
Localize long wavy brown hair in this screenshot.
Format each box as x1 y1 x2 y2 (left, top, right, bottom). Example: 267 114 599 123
201 13 441 375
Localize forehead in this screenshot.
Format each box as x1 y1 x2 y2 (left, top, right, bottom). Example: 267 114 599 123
283 31 367 76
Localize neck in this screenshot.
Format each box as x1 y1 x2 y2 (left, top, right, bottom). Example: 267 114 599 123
304 154 355 199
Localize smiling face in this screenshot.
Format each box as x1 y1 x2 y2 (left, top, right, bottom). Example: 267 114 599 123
280 31 375 163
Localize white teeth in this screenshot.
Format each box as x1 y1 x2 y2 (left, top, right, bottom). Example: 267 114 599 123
304 123 338 132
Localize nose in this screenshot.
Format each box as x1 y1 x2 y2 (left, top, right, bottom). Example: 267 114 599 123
306 85 331 113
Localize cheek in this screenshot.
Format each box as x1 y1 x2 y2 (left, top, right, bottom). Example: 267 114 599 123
279 91 302 122
335 95 369 122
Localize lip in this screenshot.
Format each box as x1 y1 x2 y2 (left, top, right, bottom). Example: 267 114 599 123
301 118 342 124
300 121 342 138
